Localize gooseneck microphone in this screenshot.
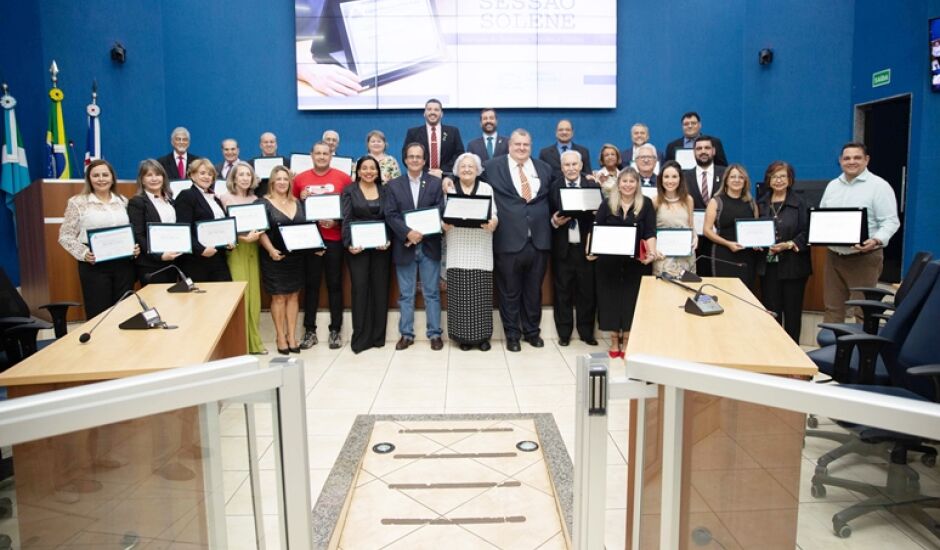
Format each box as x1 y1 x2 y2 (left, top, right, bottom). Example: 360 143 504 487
680 255 746 282
79 290 135 343
144 265 198 293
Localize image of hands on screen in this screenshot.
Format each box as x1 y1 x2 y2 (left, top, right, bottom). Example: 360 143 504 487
295 0 617 109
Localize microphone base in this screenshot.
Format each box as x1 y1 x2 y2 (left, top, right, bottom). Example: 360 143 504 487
684 296 724 316
679 270 702 283
167 278 196 293
118 308 164 330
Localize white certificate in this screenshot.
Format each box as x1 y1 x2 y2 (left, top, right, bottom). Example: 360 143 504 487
808 209 866 245
735 219 776 248
87 225 135 263
253 157 283 179
693 209 706 236
350 221 388 249
147 223 192 254
227 203 269 232
290 153 314 174
404 207 442 235
443 196 490 225
559 188 602 212
640 186 658 200
305 194 342 221
675 149 696 170
169 179 192 199
590 225 637 256
330 156 354 176
279 223 324 252
213 179 227 195
196 218 237 249
657 229 694 257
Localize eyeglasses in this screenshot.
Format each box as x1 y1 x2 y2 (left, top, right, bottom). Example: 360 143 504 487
635 155 656 161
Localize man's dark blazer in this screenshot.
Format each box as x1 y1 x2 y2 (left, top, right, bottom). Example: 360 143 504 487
638 172 658 190
466 134 509 163
401 124 465 174
249 155 290 198
664 135 728 167
483 155 554 254
684 165 727 209
158 152 202 180
538 143 593 183
214 160 242 180
619 146 664 168
127 194 175 273
384 172 444 266
548 176 600 261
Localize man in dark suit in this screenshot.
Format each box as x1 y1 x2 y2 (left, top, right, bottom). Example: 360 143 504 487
683 136 726 276
664 112 728 167
250 132 287 197
635 143 659 191
538 119 592 183
548 150 599 346
484 129 554 352
401 98 464 178
385 142 445 351
620 123 663 168
214 138 241 180
466 108 509 163
157 127 201 180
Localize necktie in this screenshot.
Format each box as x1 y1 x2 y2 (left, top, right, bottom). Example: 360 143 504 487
430 126 439 170
561 145 568 153
567 181 578 230
486 136 494 158
518 163 531 202
177 156 185 179
224 162 233 179
701 171 710 203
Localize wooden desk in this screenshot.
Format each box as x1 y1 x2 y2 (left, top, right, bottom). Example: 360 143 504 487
625 277 816 549
0 282 246 549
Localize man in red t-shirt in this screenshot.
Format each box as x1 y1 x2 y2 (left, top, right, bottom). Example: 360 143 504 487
293 141 351 350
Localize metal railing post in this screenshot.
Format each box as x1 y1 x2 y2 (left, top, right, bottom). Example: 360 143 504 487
573 353 610 549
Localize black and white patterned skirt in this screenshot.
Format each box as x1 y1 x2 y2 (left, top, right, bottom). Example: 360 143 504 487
446 268 493 344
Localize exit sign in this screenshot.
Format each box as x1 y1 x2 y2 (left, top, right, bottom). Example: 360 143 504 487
872 69 891 87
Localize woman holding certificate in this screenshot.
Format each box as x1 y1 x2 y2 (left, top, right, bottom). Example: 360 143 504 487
703 163 759 289
652 161 696 277
593 144 622 195
127 159 182 285
342 156 391 354
174 159 233 282
442 153 498 351
220 162 267 355
259 166 306 355
756 161 812 342
591 167 657 359
58 159 139 318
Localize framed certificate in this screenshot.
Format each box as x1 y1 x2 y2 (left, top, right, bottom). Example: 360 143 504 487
279 223 325 252
590 225 637 256
442 195 491 227
808 208 868 245
640 186 658 200
87 225 135 263
349 221 388 249
675 149 696 170
403 207 442 235
289 153 314 174
213 179 227 195
227 203 269 233
169 179 192 199
656 228 694 257
330 156 354 176
559 187 602 215
147 223 192 254
305 194 342 221
693 209 706 236
735 219 776 248
252 157 283 179
196 218 237 249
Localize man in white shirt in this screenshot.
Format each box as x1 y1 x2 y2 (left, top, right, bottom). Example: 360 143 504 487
819 142 900 323
683 136 726 275
215 138 241 180
401 98 465 178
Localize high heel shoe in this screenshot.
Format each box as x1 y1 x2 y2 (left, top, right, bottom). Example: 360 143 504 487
288 344 300 354
608 350 620 359
277 347 289 355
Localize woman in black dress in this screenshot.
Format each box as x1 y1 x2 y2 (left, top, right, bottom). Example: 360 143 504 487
127 159 183 285
174 159 232 282
342 156 391 354
757 161 812 342
703 163 759 290
590 167 658 359
259 166 306 355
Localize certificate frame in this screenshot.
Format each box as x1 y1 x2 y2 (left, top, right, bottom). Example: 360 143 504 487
403 207 442 236
169 179 192 199
227 203 270 233
252 156 284 179
656 228 694 257
147 223 192 254
330 156 354 176
808 207 869 246
589 224 638 256
279 223 325 252
305 194 343 221
87 224 135 263
349 221 388 250
693 209 706 236
195 217 237 250
735 219 776 248
558 187 603 215
442 194 491 227
289 153 314 175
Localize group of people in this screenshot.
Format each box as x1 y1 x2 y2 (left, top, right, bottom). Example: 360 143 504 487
58 100 900 357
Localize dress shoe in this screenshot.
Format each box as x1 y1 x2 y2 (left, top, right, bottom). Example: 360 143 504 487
479 340 491 351
558 337 570 347
395 336 414 350
328 330 342 349
277 347 290 355
506 339 521 352
608 350 619 359
583 338 598 346
300 330 317 350
430 337 444 351
525 335 544 348
459 343 473 351
289 346 300 354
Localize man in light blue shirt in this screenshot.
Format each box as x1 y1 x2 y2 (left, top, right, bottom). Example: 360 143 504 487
819 142 900 323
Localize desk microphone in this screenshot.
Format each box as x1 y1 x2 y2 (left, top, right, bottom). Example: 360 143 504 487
697 283 778 318
144 265 198 293
79 290 135 343
680 255 746 282
118 290 166 330
658 273 723 316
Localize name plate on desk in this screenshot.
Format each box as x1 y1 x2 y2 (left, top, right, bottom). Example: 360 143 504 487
279 223 325 251
443 195 490 227
559 187 602 214
227 203 269 233
196 218 236 249
88 225 135 262
808 208 868 245
404 207 442 235
305 194 342 221
350 221 387 249
147 223 192 254
735 219 775 248
590 225 637 256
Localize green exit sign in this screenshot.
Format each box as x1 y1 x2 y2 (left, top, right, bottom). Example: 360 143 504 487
872 69 891 87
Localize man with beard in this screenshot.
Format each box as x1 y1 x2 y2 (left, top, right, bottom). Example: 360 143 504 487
402 98 465 178
466 108 508 162
683 136 726 275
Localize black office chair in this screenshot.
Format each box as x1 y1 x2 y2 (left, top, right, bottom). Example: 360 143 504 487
810 266 940 539
0 268 79 369
816 251 933 347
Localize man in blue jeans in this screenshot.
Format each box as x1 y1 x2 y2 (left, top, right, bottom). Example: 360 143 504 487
384 143 445 350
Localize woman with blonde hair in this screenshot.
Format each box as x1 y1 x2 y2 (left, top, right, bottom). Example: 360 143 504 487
175 158 232 281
